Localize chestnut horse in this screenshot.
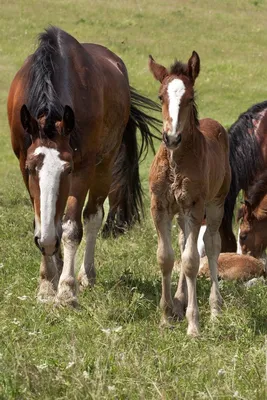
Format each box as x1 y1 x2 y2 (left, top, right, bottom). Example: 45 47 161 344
7 27 160 305
237 170 267 259
149 52 231 336
220 101 267 252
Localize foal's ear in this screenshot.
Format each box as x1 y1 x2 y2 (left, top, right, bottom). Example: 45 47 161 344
148 55 168 83
188 51 200 84
20 104 38 137
63 105 75 135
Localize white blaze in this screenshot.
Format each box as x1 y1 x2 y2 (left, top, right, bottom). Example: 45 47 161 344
34 146 66 244
167 78 186 136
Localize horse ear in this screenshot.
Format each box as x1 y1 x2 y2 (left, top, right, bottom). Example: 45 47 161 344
63 105 75 135
148 55 168 83
188 51 200 84
20 104 38 137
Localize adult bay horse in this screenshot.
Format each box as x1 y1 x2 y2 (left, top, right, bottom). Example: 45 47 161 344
220 101 267 252
7 26 160 306
149 52 231 336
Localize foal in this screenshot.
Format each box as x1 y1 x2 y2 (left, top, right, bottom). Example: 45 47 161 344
149 52 231 336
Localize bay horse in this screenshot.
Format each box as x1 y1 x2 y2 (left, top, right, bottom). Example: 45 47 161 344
148 51 231 336
220 101 267 252
7 26 160 306
237 170 267 259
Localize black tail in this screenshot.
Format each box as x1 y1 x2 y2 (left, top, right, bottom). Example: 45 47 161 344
220 101 267 252
102 87 161 238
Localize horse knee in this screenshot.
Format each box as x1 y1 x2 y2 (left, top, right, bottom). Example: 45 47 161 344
62 219 83 245
157 246 174 274
182 248 199 278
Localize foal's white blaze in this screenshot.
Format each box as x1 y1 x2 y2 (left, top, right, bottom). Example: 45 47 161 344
34 147 66 245
236 226 242 255
167 78 186 137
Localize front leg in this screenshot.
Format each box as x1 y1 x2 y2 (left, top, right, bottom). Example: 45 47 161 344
151 194 175 326
37 255 59 302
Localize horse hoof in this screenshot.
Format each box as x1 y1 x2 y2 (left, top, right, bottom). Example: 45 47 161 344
159 315 175 330
78 273 95 290
187 325 200 337
172 298 186 321
37 280 56 303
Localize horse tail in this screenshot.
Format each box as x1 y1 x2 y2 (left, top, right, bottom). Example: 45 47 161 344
102 87 161 238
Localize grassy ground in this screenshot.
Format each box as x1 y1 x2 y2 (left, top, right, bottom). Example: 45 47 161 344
0 0 267 398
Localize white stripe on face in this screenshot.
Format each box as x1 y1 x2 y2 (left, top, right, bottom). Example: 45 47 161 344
167 78 186 137
34 146 66 245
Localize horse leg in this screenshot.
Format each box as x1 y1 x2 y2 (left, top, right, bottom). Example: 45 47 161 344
151 195 174 325
203 202 223 318
56 171 92 306
173 215 188 320
181 209 202 336
78 167 111 288
37 255 60 302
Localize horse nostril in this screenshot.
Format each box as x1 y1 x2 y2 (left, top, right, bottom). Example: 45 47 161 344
163 132 169 145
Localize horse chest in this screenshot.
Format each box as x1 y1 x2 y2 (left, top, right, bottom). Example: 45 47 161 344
171 175 201 211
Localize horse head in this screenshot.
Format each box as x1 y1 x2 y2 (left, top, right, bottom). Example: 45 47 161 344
20 104 75 256
238 200 267 258
148 51 200 150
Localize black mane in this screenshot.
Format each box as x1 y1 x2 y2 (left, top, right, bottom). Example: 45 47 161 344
247 169 267 208
221 101 267 250
26 26 64 136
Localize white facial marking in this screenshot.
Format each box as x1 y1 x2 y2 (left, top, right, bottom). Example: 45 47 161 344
236 226 242 255
34 146 66 245
167 78 186 137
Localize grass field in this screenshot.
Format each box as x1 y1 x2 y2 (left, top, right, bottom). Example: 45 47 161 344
1 0 267 398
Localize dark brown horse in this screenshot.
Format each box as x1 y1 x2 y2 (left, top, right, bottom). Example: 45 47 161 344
7 27 160 306
237 170 267 259
148 52 231 336
220 101 267 252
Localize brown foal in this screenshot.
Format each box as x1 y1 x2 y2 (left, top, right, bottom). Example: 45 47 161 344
149 51 231 336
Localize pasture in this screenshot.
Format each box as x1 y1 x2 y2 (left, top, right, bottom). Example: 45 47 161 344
0 0 267 398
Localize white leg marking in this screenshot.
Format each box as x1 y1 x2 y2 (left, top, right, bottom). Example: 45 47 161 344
57 220 79 305
197 225 206 259
79 207 103 288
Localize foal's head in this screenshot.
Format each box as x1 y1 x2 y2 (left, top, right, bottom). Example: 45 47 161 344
149 51 200 150
238 201 267 258
20 104 75 256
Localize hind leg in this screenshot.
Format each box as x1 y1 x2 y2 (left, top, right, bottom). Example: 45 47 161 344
78 166 112 288
173 214 188 320
203 202 224 318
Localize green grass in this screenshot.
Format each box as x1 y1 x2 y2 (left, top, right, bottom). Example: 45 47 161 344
1 0 267 398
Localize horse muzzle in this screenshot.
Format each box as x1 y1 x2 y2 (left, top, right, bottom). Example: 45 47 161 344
163 132 182 149
34 236 60 256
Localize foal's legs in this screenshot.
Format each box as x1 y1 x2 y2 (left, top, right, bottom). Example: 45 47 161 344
151 195 174 325
180 208 202 336
203 202 223 318
173 215 188 320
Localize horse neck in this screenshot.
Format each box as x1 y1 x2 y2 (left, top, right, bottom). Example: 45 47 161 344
170 108 202 164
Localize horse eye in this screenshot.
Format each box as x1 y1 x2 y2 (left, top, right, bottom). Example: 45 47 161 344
158 95 163 103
